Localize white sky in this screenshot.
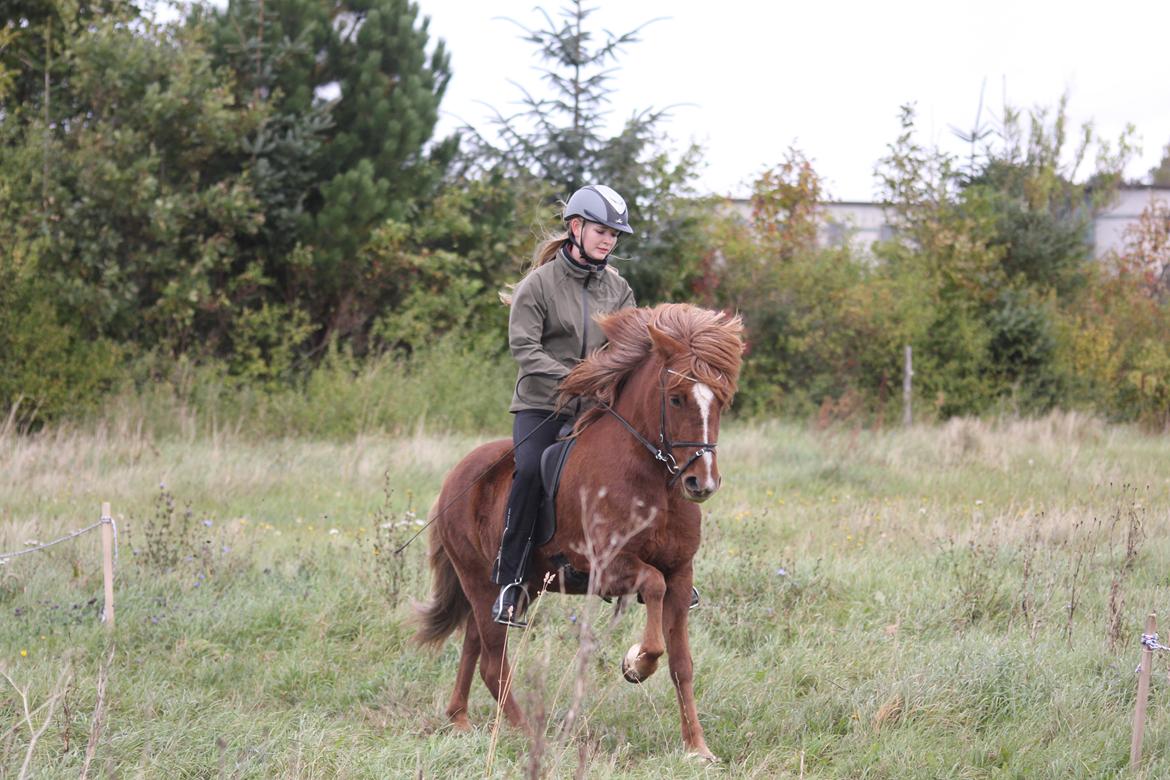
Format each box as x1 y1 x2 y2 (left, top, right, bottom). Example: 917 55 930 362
418 0 1170 201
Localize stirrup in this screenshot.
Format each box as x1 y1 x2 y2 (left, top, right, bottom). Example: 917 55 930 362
492 582 529 628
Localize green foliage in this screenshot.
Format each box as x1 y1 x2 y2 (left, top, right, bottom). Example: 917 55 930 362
198 0 456 343
93 333 514 439
0 234 120 428
711 149 912 419
0 281 120 429
1 16 270 355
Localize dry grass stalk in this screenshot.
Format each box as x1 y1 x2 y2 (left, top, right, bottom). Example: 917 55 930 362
873 692 904 731
80 642 115 780
2 657 74 780
485 572 555 777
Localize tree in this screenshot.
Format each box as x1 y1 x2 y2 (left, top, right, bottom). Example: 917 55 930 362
0 16 272 354
199 0 456 344
466 1 708 303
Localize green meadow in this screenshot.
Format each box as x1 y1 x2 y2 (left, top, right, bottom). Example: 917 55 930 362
2 413 1169 778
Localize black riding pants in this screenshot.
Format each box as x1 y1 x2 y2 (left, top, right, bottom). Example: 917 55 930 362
492 409 572 585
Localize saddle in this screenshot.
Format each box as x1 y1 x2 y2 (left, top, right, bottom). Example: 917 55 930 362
535 424 589 590
536 426 576 547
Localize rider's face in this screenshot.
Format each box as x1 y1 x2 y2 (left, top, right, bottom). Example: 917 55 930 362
572 219 621 261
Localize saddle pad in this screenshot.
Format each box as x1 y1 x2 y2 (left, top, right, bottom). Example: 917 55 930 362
537 436 577 547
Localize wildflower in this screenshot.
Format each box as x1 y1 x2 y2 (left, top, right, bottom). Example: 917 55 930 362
202 519 213 527
20 649 27 657
975 500 984 506
775 567 788 577
329 529 340 536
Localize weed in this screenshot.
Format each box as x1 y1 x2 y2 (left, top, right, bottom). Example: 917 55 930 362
1106 485 1146 648
367 474 424 609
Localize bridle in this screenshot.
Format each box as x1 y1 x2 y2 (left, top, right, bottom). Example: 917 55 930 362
597 367 718 487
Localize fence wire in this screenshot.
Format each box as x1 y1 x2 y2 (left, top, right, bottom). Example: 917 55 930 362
0 515 118 567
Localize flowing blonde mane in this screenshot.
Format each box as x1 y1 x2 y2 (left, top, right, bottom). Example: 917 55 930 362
559 304 744 425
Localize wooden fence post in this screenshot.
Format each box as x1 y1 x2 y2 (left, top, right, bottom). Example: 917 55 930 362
1131 612 1156 768
100 502 115 629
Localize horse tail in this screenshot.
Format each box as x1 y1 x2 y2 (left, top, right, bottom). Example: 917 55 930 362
413 520 471 648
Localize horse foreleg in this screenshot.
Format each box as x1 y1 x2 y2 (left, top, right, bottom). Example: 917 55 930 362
446 615 480 731
476 616 528 732
620 562 667 683
663 568 715 761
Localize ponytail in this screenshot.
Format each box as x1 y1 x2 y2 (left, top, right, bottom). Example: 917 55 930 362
499 231 569 306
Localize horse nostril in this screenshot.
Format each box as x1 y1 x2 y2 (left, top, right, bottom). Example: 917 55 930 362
684 475 700 493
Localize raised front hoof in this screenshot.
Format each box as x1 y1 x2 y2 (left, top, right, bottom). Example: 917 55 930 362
621 643 653 684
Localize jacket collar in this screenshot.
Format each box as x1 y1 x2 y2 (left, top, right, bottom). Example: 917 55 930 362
556 245 608 280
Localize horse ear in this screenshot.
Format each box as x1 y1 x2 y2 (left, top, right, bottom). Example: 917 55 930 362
647 323 686 359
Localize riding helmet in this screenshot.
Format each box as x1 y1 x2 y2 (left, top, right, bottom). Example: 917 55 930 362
563 184 635 234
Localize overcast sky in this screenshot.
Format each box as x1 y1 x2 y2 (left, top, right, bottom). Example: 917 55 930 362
417 0 1170 202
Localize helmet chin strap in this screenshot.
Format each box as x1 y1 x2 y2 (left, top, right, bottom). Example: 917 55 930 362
567 220 608 264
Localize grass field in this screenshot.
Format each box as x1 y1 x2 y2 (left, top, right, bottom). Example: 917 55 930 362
2 413 1169 778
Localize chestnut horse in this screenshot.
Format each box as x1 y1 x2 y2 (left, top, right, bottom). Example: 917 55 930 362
414 303 743 760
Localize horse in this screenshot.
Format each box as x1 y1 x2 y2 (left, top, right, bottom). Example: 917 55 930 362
413 303 744 760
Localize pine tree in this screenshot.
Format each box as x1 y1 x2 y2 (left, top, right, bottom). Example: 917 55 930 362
469 1 707 303
201 0 455 341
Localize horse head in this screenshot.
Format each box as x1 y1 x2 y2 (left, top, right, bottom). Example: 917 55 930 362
562 303 745 503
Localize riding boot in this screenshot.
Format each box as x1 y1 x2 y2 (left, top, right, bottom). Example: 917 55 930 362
491 582 529 628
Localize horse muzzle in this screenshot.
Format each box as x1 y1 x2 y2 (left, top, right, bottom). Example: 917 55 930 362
681 474 720 503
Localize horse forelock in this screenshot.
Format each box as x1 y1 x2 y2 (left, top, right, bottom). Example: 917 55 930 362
559 304 744 421
654 305 743 406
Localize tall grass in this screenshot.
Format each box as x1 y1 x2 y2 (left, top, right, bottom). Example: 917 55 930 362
85 336 515 441
2 413 1169 777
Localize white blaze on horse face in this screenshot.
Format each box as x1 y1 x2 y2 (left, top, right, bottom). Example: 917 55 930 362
692 382 717 490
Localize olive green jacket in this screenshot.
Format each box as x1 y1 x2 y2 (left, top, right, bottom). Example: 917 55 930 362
509 247 636 413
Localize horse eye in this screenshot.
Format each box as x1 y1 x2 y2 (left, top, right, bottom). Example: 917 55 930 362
669 395 683 408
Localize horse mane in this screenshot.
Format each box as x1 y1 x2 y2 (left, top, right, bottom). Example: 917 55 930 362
559 303 744 428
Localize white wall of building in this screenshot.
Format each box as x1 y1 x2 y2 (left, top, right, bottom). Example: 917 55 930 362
727 187 1170 259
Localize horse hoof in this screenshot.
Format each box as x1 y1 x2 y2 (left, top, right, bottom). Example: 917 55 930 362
621 644 644 684
686 749 719 763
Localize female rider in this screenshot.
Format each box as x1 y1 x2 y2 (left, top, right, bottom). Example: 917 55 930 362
491 184 636 627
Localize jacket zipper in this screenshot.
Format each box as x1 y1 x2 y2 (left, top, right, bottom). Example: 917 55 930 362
580 273 591 361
